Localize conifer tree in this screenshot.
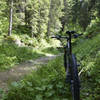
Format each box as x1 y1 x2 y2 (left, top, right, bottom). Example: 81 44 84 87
8 0 13 36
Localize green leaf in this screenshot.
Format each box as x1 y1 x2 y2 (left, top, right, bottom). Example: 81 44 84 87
27 82 32 87
11 82 19 87
36 95 42 100
47 84 53 90
45 90 55 97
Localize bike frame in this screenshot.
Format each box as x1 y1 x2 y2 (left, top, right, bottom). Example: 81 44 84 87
51 31 81 100
64 33 72 70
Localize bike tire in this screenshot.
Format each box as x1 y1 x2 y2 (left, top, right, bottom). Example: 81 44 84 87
70 54 80 100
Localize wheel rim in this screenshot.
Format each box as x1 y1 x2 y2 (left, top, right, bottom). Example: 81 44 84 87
71 80 75 100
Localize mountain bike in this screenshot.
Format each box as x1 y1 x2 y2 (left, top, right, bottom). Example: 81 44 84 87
52 31 82 100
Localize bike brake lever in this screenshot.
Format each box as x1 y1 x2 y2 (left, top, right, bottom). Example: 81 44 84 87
51 35 61 40
73 33 83 38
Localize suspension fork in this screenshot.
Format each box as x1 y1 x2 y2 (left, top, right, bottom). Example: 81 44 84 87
69 33 72 55
67 33 73 78
64 47 67 71
64 33 72 72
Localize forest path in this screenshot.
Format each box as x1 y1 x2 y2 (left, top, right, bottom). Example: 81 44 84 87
0 54 60 93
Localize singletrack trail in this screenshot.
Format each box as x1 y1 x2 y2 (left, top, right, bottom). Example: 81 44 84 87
0 54 60 93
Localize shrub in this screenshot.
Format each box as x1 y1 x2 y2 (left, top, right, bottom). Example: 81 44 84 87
0 54 17 70
85 20 100 38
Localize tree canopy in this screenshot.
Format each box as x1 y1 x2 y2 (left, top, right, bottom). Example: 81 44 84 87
0 0 100 39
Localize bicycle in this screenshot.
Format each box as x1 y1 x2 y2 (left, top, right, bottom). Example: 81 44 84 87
51 31 82 100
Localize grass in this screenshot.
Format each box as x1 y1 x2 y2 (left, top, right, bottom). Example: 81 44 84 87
41 47 60 55
0 42 45 70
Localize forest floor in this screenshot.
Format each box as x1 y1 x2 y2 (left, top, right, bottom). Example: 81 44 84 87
0 54 60 94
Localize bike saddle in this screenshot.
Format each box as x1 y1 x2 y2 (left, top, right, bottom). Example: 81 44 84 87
66 31 76 34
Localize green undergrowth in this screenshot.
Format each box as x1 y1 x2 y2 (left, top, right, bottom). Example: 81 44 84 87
85 19 100 38
1 34 100 100
2 57 72 100
74 34 100 100
42 47 60 55
0 34 60 71
0 42 44 70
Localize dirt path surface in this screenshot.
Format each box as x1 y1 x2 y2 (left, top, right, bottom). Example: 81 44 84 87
0 54 59 93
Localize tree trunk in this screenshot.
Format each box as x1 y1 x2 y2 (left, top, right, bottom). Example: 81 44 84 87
47 0 52 37
8 0 13 36
38 0 41 38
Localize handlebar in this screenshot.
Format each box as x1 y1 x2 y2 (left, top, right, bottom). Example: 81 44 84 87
51 31 83 47
51 33 83 40
51 35 68 39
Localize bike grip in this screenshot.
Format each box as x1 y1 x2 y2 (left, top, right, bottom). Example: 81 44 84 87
73 34 79 38
51 35 57 38
51 36 56 38
73 33 83 38
51 35 60 39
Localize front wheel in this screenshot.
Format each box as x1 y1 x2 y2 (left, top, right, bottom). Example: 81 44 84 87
70 54 80 100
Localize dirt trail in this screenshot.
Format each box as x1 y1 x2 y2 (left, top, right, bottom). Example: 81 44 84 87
0 54 59 93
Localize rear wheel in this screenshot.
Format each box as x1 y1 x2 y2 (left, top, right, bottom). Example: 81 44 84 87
70 54 80 100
